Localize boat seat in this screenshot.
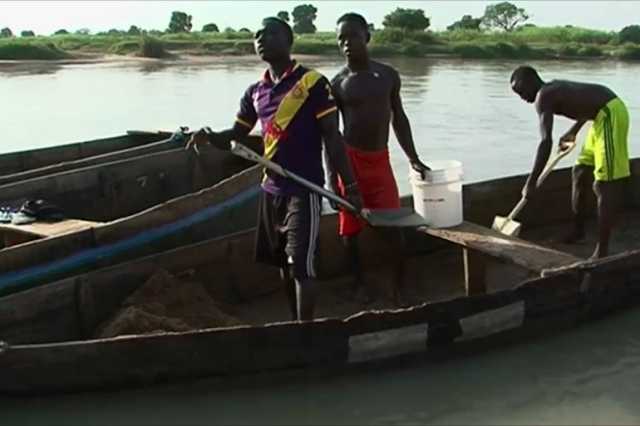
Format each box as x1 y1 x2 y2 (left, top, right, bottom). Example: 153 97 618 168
0 219 101 248
419 221 581 295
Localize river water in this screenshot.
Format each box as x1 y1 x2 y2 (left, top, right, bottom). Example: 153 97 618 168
2 56 639 193
1 56 640 424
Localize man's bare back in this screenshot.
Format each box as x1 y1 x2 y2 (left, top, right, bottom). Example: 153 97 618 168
511 65 630 260
537 80 617 121
332 60 399 151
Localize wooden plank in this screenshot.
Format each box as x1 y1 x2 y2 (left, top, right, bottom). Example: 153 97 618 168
2 230 38 248
0 219 100 239
420 221 581 273
0 319 347 395
93 165 261 244
515 272 582 317
542 249 640 276
0 228 96 276
0 278 78 344
0 147 197 221
0 134 172 186
0 134 138 177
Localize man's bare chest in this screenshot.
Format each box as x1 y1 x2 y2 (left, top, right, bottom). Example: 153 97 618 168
338 73 392 106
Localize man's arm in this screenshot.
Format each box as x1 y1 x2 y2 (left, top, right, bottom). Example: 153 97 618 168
325 74 345 194
523 107 554 198
186 122 256 152
186 83 260 153
319 111 362 210
560 120 586 145
323 143 338 192
210 124 263 153
390 69 430 176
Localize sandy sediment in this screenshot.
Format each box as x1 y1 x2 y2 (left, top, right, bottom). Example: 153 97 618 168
96 268 243 338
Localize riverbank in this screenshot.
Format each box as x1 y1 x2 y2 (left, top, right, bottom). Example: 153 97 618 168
2 26 640 62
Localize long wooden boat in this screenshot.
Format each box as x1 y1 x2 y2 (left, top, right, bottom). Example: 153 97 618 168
0 140 260 295
0 130 179 185
0 159 638 395
0 160 261 297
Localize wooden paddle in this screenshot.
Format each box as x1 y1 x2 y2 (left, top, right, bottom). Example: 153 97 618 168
229 142 426 228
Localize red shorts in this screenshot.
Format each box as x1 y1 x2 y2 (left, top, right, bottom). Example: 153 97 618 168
338 145 400 236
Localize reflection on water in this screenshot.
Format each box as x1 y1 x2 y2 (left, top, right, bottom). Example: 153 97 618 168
0 62 64 77
137 60 173 75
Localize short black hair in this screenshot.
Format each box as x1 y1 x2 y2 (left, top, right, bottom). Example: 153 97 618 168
511 65 541 83
336 12 369 32
261 17 293 45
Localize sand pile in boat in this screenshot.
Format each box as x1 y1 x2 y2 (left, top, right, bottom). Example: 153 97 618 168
96 269 242 338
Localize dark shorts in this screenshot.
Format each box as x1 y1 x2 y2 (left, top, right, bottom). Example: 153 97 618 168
255 191 321 280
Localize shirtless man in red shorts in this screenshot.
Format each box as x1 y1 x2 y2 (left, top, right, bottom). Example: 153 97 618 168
328 13 430 305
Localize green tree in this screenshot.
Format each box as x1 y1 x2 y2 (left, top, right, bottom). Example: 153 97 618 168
620 25 640 44
20 30 35 37
277 11 290 22
202 23 219 32
0 27 13 38
239 27 251 33
54 29 69 35
107 29 123 35
224 27 236 33
128 25 141 35
167 11 193 33
368 23 375 32
382 8 430 31
447 15 482 31
292 4 318 34
75 28 91 35
482 2 529 32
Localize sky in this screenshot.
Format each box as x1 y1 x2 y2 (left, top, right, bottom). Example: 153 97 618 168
2 1 639 35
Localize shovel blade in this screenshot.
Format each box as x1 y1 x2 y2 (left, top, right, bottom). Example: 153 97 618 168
364 208 427 228
492 216 522 237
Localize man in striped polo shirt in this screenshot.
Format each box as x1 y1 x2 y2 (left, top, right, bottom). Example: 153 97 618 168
187 17 362 321
511 65 631 258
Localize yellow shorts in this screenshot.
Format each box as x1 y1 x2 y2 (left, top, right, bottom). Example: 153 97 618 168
576 97 630 181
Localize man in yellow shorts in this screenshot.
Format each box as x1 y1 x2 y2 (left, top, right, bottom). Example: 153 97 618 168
510 65 630 258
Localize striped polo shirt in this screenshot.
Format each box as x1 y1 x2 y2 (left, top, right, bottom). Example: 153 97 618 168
236 62 337 196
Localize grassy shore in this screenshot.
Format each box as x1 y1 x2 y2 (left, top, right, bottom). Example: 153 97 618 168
1 26 639 61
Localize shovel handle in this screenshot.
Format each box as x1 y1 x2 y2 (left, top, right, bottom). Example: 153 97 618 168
506 142 577 223
536 141 576 187
229 142 359 214
505 197 528 222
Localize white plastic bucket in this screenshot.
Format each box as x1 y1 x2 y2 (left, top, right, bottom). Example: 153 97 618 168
409 160 463 228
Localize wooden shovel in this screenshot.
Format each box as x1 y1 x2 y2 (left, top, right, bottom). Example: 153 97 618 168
492 141 576 236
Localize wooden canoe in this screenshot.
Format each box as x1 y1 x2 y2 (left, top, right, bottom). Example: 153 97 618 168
0 160 261 297
0 130 179 185
0 159 638 395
